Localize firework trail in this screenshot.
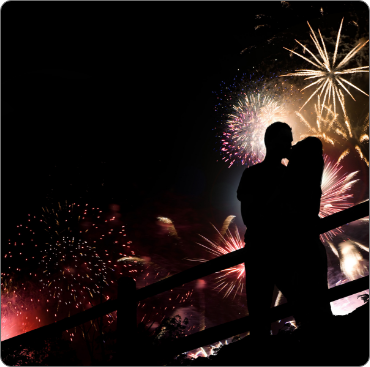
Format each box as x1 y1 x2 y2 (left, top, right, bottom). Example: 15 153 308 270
274 290 284 307
319 155 359 241
220 215 236 238
295 92 369 165
157 217 180 240
117 256 147 264
281 18 369 115
335 104 369 166
295 94 339 145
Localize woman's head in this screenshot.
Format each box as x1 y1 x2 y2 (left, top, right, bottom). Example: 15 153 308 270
289 137 324 184
291 137 323 160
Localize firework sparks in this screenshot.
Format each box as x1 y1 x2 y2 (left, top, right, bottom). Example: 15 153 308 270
221 92 287 167
189 222 245 300
352 241 369 253
215 74 303 168
39 235 112 316
296 91 369 165
2 202 134 341
36 202 135 322
295 95 339 145
320 155 359 241
336 106 369 166
281 18 369 115
3 205 197 346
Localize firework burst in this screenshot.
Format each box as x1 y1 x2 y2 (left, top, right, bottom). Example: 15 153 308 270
221 92 287 167
35 202 135 320
188 220 245 300
281 18 369 115
214 72 303 168
320 155 359 241
39 235 111 316
2 201 134 340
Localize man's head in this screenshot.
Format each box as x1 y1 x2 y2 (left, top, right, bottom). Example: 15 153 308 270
264 122 293 159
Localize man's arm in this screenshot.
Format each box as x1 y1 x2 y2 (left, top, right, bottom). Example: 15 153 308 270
237 168 249 202
237 168 257 227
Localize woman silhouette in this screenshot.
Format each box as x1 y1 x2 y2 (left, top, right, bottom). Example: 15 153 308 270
285 136 334 327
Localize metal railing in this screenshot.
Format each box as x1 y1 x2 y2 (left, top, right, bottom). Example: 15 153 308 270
2 200 369 358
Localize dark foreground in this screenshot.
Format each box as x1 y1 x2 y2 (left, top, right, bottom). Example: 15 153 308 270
163 302 369 366
2 301 368 365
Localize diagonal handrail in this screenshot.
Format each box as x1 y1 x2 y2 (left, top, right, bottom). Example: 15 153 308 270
155 275 369 357
2 200 369 348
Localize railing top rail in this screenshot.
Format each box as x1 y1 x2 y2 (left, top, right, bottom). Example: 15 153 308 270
156 275 369 357
2 200 369 347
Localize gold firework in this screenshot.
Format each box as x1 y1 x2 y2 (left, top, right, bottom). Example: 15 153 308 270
281 18 369 115
295 94 339 145
335 94 369 166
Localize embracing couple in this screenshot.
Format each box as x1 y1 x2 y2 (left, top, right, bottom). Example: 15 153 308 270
237 121 334 338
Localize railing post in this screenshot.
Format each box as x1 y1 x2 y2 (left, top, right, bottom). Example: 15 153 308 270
117 277 137 365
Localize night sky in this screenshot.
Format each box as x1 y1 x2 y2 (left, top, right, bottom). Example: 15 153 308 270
2 0 369 356
4 1 368 228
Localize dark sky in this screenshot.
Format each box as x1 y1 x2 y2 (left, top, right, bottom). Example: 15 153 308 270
3 1 369 237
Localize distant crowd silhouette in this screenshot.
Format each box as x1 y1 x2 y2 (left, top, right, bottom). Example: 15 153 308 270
237 121 334 338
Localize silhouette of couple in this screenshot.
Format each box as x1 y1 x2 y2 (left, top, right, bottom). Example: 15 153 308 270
237 121 333 338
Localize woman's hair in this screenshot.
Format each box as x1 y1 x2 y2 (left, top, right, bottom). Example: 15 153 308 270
289 137 324 185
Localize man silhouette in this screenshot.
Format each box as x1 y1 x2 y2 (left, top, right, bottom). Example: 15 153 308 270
237 121 294 338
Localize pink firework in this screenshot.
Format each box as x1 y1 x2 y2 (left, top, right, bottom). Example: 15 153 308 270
189 223 245 300
220 92 286 167
2 201 134 341
320 155 359 241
